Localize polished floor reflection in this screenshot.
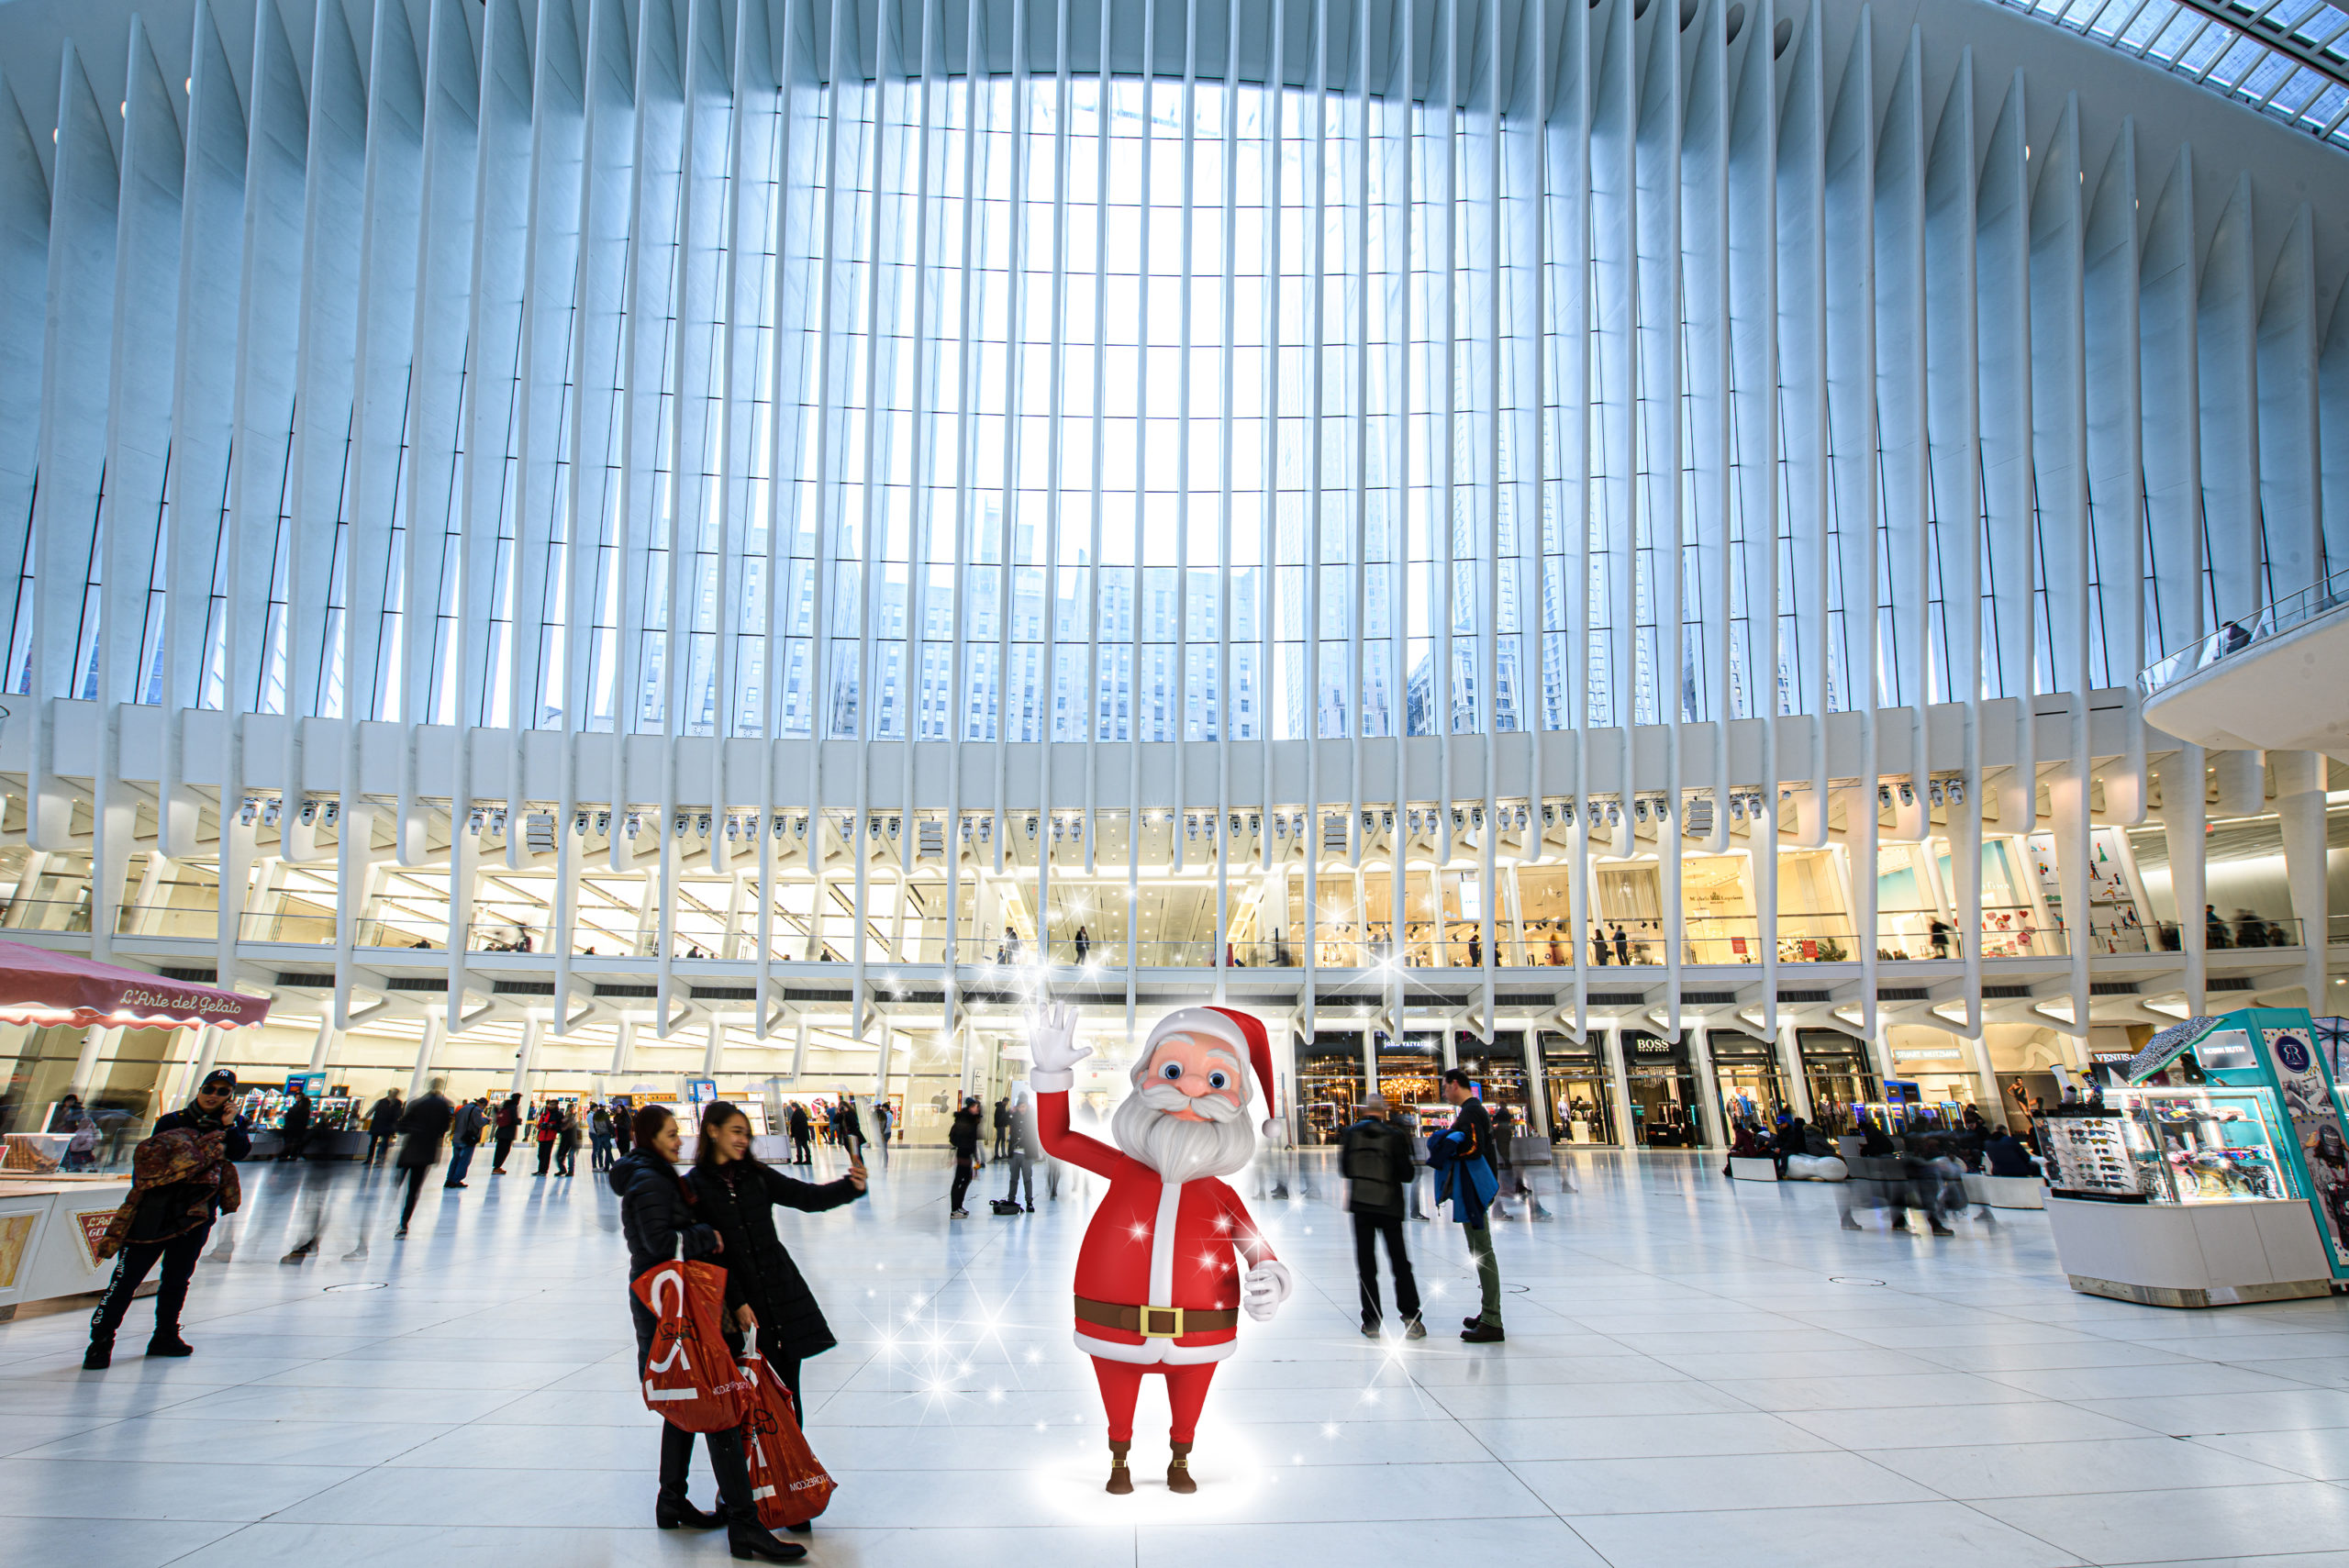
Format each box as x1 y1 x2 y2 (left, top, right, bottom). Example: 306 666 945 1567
5 1148 2349 1568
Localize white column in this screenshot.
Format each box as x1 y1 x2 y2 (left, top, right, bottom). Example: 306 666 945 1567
1687 1020 1727 1151
791 1016 810 1084
158 1023 210 1113
871 1026 894 1098
703 1016 727 1080
409 1013 448 1099
1519 1027 1551 1139
507 1013 541 1096
1601 1023 1636 1151
2276 751 2329 1009
1776 1021 1814 1120
610 1017 636 1080
65 1025 117 1099
305 1016 340 1074
1964 1032 2002 1125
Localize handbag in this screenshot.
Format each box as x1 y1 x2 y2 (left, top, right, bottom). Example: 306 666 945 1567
738 1345 836 1528
630 1244 751 1431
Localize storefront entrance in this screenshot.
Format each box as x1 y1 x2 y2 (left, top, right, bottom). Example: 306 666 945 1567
1454 1034 1533 1136
1623 1030 1704 1148
1708 1032 1787 1130
1296 1033 1365 1145
1798 1029 1877 1134
1541 1035 1617 1145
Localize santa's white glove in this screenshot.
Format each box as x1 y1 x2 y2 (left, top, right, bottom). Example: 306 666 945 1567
1241 1259 1293 1321
1025 1003 1089 1094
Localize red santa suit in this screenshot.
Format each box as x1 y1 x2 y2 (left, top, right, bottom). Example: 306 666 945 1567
1031 1006 1286 1448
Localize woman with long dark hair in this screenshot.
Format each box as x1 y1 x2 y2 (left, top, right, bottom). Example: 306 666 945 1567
610 1104 803 1563
687 1100 865 1532
490 1093 520 1174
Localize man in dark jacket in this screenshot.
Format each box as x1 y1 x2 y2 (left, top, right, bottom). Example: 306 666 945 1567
1339 1095 1423 1339
84 1068 249 1368
394 1078 457 1238
788 1101 812 1164
992 1096 1010 1159
1440 1069 1506 1342
1984 1128 2037 1178
278 1084 313 1161
364 1087 402 1167
947 1096 982 1217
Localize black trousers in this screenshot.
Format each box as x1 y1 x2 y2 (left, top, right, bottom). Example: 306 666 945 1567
90 1224 209 1345
492 1129 516 1170
633 1303 756 1512
536 1140 554 1174
791 1134 810 1164
365 1131 396 1167
399 1163 431 1227
1352 1211 1421 1326
950 1156 974 1212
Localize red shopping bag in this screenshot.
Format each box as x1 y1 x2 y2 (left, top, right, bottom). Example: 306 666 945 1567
739 1345 836 1528
630 1253 750 1431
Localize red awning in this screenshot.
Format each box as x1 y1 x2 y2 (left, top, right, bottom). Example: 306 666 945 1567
0 941 270 1032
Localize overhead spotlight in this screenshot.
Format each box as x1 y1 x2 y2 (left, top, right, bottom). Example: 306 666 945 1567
1898 783 1915 807
261 798 282 827
468 808 486 835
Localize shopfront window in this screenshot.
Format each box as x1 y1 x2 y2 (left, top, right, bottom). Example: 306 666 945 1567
1541 1036 1616 1145
1375 1033 1442 1122
1296 1033 1364 1145
1798 1029 1877 1133
1454 1034 1531 1129
1622 1030 1704 1148
1709 1035 1786 1131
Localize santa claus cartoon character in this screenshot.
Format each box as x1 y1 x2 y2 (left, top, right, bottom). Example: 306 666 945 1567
1026 1001 1294 1496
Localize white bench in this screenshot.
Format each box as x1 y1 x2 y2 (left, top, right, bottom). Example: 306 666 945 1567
1728 1156 1781 1182
1964 1172 2046 1210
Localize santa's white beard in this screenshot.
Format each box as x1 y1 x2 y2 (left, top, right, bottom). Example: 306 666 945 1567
1110 1084 1256 1183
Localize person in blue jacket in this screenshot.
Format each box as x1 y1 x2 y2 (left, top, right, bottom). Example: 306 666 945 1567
1427 1068 1504 1343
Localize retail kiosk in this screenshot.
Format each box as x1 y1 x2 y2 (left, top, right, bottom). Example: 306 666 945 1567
2043 1007 2349 1307
0 940 270 1318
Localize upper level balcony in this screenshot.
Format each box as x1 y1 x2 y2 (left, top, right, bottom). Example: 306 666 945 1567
2143 566 2349 762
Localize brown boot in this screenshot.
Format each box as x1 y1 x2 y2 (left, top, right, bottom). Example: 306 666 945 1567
1167 1440 1197 1494
1106 1441 1133 1496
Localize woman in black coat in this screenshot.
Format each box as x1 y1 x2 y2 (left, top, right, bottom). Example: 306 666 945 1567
612 1105 803 1563
687 1102 865 1472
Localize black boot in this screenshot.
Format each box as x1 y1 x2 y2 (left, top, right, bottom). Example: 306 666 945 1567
82 1339 112 1371
726 1506 807 1562
656 1489 723 1530
146 1333 195 1357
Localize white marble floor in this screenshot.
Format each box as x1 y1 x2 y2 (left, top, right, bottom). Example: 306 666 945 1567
6 1146 2349 1568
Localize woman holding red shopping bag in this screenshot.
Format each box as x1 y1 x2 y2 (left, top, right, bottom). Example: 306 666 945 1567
613 1105 806 1563
689 1102 865 1534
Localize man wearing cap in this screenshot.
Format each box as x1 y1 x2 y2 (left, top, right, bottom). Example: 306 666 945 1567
1027 1002 1294 1497
83 1068 250 1370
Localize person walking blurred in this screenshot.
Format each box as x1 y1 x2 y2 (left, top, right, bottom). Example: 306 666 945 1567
833 1095 865 1162
83 1068 248 1368
1340 1095 1422 1340
395 1078 457 1238
491 1093 520 1173
610 1105 804 1563
444 1095 489 1188
364 1086 403 1168
590 1102 615 1172
1001 1087 1039 1211
534 1100 560 1175
556 1103 583 1176
277 1084 313 1162
948 1095 981 1218
992 1096 1010 1160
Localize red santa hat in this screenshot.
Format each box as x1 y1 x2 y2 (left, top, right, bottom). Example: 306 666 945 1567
1139 1006 1279 1137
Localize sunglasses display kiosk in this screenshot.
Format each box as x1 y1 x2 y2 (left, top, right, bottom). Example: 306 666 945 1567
2043 1006 2349 1307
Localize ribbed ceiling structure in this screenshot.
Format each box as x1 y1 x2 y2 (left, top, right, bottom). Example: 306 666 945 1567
0 0 2341 1100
